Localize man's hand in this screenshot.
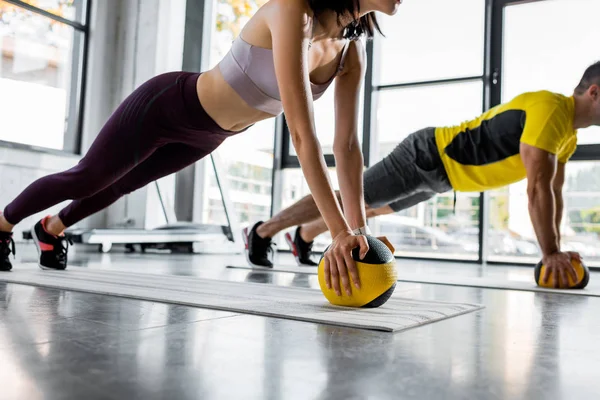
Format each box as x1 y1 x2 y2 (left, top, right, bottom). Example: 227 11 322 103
542 251 581 288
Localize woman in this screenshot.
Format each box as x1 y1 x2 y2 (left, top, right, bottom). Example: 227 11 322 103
0 0 401 297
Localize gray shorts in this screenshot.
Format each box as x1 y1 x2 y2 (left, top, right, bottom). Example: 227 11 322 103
363 127 452 212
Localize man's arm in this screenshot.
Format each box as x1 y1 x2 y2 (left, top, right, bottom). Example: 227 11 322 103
520 143 559 256
553 162 566 246
521 143 577 287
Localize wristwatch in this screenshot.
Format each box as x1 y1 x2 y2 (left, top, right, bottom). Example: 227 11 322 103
352 226 371 236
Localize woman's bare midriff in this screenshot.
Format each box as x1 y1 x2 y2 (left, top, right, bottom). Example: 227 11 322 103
196 68 276 132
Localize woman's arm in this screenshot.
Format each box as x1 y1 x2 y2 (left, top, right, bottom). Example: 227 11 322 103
268 1 346 237
266 0 366 295
333 40 367 234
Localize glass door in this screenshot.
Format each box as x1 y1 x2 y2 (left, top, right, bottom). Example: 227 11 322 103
487 0 600 265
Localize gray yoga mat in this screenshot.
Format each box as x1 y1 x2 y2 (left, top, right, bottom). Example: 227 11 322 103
0 267 483 333
226 264 600 296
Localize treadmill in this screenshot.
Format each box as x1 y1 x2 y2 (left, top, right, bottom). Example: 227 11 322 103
23 154 240 254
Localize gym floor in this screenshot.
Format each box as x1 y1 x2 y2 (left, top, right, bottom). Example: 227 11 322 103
1 245 598 400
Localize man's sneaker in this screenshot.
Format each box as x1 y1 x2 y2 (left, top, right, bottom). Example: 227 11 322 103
31 217 71 270
0 232 15 272
285 226 318 266
242 221 275 268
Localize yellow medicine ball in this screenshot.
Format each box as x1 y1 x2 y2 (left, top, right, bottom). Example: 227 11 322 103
534 258 590 289
318 235 398 308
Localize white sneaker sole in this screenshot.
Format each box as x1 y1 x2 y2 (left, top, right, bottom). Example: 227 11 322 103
31 226 53 270
31 226 66 271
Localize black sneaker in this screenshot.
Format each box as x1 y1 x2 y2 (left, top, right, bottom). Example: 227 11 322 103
0 232 15 272
242 221 275 268
31 218 72 270
285 226 318 266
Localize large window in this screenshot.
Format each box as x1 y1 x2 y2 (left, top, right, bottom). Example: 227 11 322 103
203 0 275 227
487 0 600 265
501 0 600 145
488 162 600 265
277 167 339 250
368 2 485 260
203 120 275 226
189 0 600 265
374 81 483 161
288 84 365 156
376 192 480 260
7 0 86 22
0 0 88 152
375 0 484 85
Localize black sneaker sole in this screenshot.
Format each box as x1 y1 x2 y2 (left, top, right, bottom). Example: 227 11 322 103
31 226 66 271
242 227 273 269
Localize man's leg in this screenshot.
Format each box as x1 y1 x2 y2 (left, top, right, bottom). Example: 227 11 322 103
257 189 441 266
256 191 342 239
256 127 437 240
245 191 343 267
247 128 447 266
298 187 450 243
298 204 395 243
255 195 395 266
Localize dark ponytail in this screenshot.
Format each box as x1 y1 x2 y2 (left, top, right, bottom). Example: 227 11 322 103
307 0 382 40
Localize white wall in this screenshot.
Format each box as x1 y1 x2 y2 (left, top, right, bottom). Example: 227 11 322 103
0 147 79 239
1 0 188 239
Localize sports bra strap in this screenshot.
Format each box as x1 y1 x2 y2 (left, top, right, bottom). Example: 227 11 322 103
337 40 351 72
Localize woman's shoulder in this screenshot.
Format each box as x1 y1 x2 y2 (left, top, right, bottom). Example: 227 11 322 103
347 38 366 56
338 39 367 75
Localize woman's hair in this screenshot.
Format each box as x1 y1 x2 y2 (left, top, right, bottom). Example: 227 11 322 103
307 0 382 40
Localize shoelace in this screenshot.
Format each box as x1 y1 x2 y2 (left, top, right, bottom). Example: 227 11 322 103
297 235 314 259
54 236 73 263
304 241 314 259
255 235 277 262
1 237 16 258
265 242 277 262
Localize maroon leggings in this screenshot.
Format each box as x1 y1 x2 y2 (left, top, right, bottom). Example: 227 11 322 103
3 72 242 227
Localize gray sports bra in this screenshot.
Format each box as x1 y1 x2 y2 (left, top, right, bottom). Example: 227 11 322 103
219 36 350 116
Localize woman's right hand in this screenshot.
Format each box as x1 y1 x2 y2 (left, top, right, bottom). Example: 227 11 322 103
323 231 369 296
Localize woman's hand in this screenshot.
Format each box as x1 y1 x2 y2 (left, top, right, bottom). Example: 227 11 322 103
322 231 369 296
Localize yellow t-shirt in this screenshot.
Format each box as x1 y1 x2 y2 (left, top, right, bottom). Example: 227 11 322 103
435 91 577 192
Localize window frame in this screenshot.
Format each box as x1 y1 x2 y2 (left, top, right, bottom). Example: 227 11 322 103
192 0 600 267
0 0 91 155
484 0 600 267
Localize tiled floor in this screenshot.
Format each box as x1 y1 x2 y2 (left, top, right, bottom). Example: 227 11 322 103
1 244 599 400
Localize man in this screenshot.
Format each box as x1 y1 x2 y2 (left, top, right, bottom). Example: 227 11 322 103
244 61 600 289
